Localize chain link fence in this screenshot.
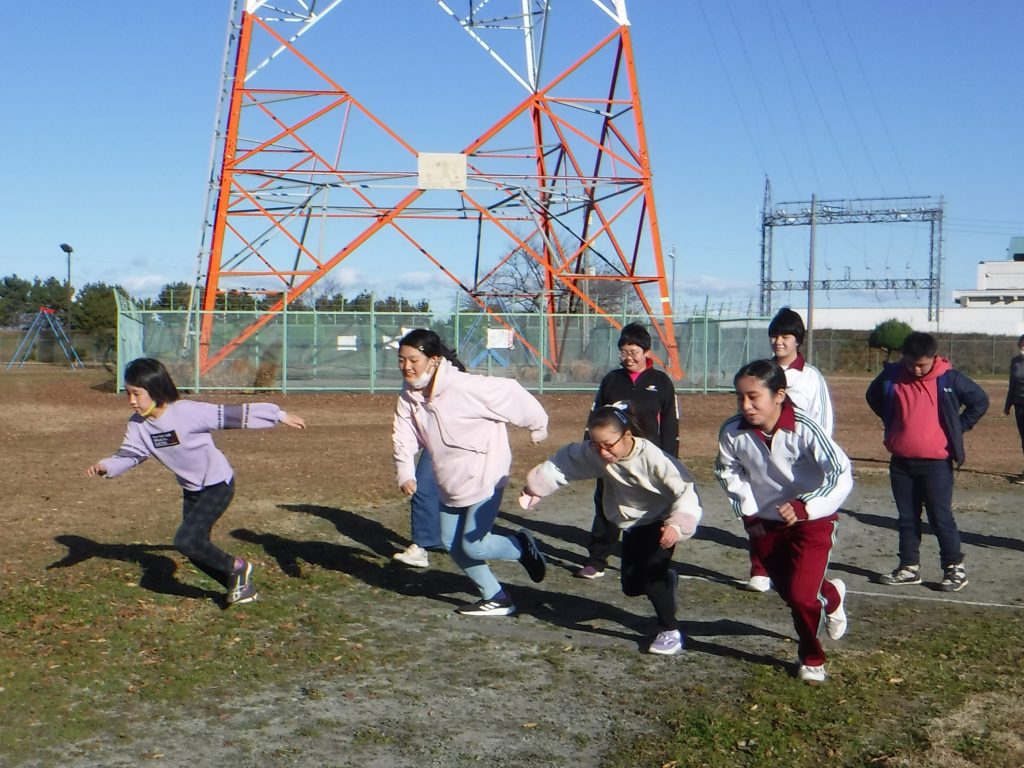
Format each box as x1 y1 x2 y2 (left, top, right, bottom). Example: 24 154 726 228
108 296 1018 392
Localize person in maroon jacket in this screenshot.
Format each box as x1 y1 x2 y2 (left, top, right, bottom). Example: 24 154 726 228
575 323 679 579
866 332 988 592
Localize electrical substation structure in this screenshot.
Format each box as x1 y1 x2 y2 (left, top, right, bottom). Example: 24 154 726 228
759 179 944 321
193 0 681 380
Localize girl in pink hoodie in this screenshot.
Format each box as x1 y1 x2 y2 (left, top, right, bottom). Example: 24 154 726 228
392 329 549 616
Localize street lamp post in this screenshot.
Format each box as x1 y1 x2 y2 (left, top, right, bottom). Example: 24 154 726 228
59 243 73 333
667 244 677 317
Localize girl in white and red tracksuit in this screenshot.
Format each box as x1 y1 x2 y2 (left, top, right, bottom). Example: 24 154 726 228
715 359 853 682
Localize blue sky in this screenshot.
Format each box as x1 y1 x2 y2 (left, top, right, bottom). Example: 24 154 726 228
3 1 1021 315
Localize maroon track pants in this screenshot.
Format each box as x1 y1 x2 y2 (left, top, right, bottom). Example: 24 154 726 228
748 513 840 667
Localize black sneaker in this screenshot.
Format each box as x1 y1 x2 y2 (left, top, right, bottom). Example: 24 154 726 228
456 595 516 616
879 565 921 586
515 530 546 583
939 564 968 592
227 560 258 605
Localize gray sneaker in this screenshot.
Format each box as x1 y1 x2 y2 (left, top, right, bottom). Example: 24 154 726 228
939 564 968 592
879 565 921 586
227 560 258 605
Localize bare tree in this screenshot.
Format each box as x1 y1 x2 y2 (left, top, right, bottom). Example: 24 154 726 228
475 233 645 316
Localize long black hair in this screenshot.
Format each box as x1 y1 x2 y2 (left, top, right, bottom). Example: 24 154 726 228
124 358 180 405
398 328 466 372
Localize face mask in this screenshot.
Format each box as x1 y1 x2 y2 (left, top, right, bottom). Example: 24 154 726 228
409 363 437 389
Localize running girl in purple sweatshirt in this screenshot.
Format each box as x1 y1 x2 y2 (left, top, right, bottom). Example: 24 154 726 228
86 357 306 606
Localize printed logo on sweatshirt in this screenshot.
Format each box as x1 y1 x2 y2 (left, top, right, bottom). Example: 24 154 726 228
646 384 658 391
151 430 181 449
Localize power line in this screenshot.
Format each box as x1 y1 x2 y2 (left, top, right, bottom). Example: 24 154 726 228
804 0 886 193
831 0 913 191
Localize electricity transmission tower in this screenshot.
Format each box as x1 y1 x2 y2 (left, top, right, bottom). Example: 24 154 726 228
760 179 944 321
193 0 680 379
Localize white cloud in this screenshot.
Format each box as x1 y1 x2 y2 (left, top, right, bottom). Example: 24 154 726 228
119 274 172 297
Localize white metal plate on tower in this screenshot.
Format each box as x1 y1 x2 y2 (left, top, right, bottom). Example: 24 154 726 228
417 153 467 190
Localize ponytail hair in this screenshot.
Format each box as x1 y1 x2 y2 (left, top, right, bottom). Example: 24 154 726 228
398 328 466 372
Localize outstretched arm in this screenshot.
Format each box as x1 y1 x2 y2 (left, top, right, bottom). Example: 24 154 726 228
279 411 306 429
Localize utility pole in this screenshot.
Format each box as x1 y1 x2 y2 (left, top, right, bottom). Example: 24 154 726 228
806 196 815 361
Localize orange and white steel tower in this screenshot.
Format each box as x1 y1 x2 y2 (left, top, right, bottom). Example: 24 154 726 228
195 0 681 379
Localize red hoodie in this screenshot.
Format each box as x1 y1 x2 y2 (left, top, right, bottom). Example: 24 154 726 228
885 356 952 459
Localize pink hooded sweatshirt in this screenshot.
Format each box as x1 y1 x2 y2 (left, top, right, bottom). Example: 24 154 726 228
393 358 549 507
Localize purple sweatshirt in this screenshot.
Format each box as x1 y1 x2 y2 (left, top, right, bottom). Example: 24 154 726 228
99 401 284 491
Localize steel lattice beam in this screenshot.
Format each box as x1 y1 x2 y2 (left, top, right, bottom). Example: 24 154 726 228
194 0 681 379
759 180 944 321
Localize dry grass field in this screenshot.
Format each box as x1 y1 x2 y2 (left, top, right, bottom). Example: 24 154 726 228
3 367 1023 767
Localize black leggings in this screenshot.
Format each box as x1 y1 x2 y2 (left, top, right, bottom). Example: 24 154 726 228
620 521 677 630
174 479 237 585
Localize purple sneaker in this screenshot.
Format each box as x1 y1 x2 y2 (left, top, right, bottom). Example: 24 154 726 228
648 629 683 656
574 565 606 579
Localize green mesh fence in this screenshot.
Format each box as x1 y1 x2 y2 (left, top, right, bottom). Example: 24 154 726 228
110 294 770 392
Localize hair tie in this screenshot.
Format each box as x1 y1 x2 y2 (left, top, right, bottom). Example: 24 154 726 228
606 404 629 425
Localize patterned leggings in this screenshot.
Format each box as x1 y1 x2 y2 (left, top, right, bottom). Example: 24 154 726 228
174 479 237 584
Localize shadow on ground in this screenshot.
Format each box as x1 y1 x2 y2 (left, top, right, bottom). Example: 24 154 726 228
47 534 223 604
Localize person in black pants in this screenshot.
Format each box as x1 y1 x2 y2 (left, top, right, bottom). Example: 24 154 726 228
1004 334 1024 484
575 323 679 579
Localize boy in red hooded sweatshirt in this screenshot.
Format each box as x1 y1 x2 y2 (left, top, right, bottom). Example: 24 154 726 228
866 331 988 592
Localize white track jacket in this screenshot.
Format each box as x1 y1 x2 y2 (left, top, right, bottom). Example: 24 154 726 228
715 400 852 523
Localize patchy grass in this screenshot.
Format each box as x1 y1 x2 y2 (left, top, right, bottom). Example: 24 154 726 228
0 549 401 762
3 526 1024 766
602 607 1024 768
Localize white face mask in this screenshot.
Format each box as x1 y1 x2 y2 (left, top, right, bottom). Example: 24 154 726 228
409 363 437 389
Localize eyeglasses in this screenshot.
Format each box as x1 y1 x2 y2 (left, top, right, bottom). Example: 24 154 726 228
618 349 645 359
589 433 626 453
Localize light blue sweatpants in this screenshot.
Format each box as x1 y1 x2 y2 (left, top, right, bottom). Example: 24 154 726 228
439 487 522 600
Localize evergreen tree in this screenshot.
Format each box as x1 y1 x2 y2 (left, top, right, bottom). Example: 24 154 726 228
0 274 33 326
868 318 914 360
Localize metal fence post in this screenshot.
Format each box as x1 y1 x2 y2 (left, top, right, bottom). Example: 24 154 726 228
194 309 201 392
313 306 319 378
539 304 546 394
370 294 377 394
282 300 288 393
702 297 710 394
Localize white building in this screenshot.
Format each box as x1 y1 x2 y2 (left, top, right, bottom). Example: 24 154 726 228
783 237 1024 335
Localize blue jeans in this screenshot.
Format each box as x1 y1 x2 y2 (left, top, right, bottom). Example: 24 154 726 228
440 487 521 600
410 451 441 549
889 456 963 568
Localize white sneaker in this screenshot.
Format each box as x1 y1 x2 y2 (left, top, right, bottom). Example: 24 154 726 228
393 543 430 568
744 575 772 593
825 578 847 640
648 628 683 656
798 663 827 683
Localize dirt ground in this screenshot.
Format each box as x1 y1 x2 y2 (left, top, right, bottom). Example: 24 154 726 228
3 367 1024 767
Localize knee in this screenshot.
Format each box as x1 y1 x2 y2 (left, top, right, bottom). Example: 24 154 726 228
460 538 489 561
620 576 644 598
788 589 821 614
173 530 197 558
